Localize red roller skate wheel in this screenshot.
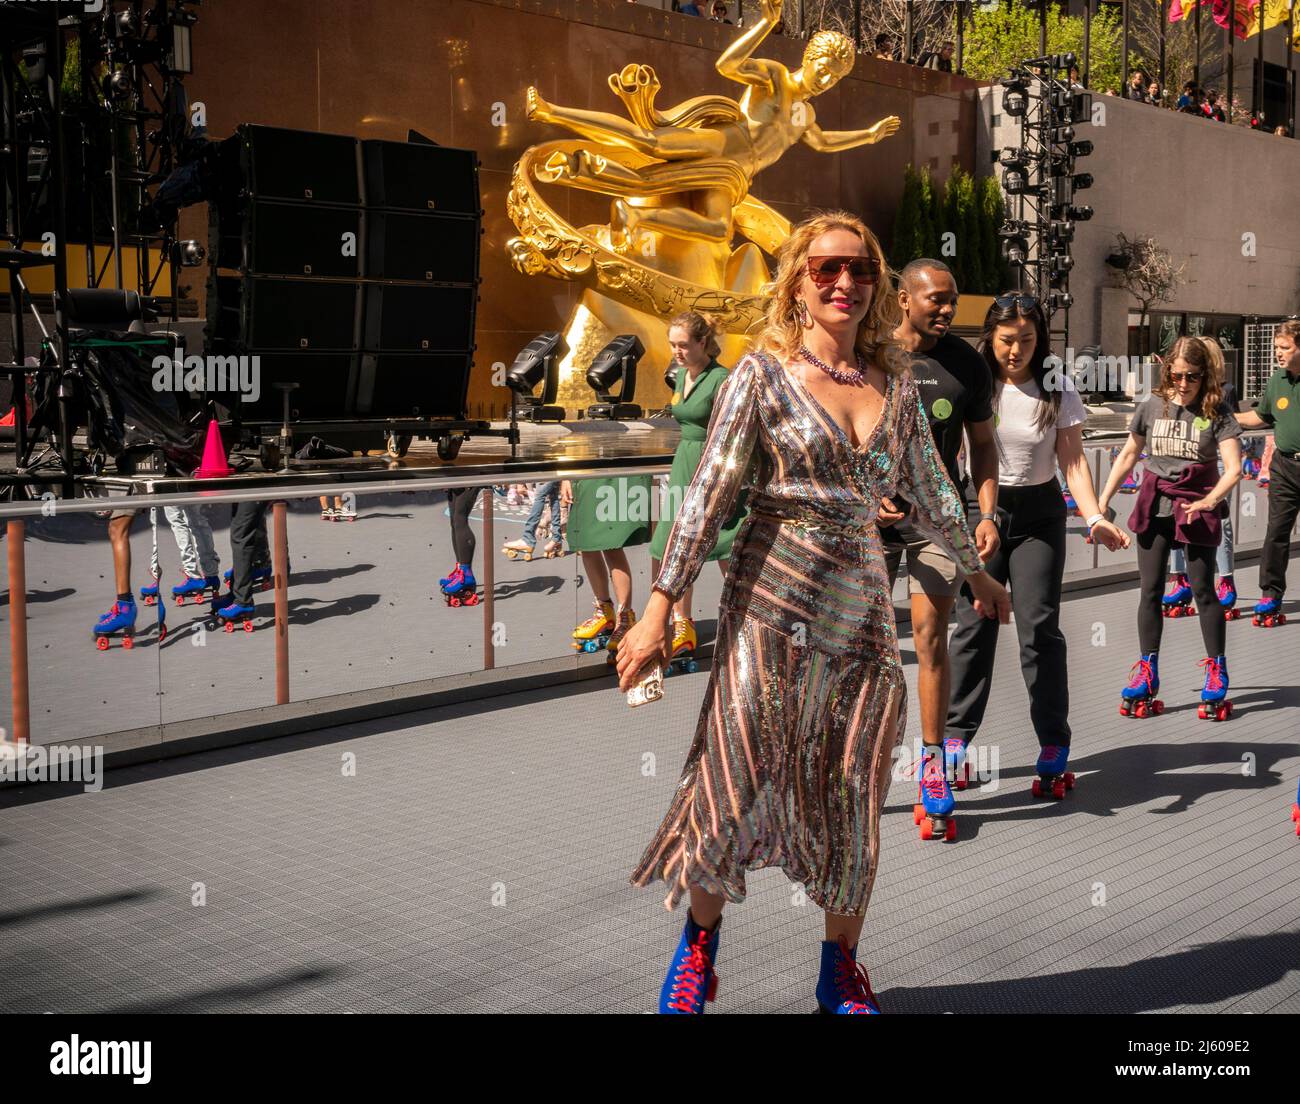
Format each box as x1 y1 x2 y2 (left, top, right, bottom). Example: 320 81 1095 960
945 819 957 841
1291 803 1299 823
1151 700 1164 715
143 595 155 606
1216 703 1230 721
242 620 253 633
913 804 924 825
1134 702 1148 718
1052 779 1066 799
223 621 235 633
919 820 934 841
122 635 134 650
1064 772 1076 790
95 636 109 651
1032 778 1043 797
1197 703 1208 720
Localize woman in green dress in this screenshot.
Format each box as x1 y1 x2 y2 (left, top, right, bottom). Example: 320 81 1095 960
562 465 654 659
648 311 749 664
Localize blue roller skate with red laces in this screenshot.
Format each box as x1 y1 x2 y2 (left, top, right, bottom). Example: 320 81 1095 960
913 746 956 841
943 736 971 790
816 935 882 1015
442 563 479 607
1161 574 1194 617
139 575 161 606
1252 594 1286 628
658 912 720 1015
173 574 220 606
223 566 272 592
93 598 138 650
1197 655 1233 721
1217 577 1239 620
1031 745 1075 799
1119 653 1162 717
210 591 256 633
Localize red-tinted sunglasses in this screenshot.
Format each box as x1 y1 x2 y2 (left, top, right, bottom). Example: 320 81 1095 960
806 255 881 287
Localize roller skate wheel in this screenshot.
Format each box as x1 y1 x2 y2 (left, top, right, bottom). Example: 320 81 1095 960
955 777 968 791
223 621 235 633
1217 703 1231 721
95 636 109 651
919 819 934 841
1119 701 1130 716
1291 804 1300 823
1198 703 1208 720
945 819 957 841
1052 779 1066 799
122 634 134 650
466 593 480 605
1064 772 1075 789
913 804 923 825
143 595 155 606
1134 702 1148 718
242 620 254 633
1031 778 1042 798
158 625 167 642
1152 699 1164 715
449 596 462 608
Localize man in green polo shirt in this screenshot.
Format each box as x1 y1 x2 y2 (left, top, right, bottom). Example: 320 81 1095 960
1236 319 1300 620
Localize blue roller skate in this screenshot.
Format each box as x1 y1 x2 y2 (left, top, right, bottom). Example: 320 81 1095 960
223 566 273 592
1252 594 1286 628
943 736 971 790
173 574 220 606
139 576 161 606
658 912 720 1015
93 598 138 650
913 746 956 841
1120 469 1141 493
1119 653 1162 718
1217 577 1239 620
1161 574 1194 617
442 563 479 607
438 563 463 592
211 592 256 633
1062 488 1078 513
1291 778 1299 837
1197 656 1233 721
815 935 882 1015
1031 745 1075 799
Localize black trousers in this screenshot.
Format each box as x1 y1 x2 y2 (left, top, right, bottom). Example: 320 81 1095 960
1136 516 1223 657
230 501 270 606
1259 452 1300 601
945 480 1071 749
446 487 482 566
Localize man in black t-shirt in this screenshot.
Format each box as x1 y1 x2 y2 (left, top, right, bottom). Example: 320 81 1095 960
884 259 1000 774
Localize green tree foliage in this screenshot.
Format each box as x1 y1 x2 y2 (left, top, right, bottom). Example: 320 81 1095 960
942 167 984 294
978 173 1010 294
962 4 1123 95
893 164 1008 294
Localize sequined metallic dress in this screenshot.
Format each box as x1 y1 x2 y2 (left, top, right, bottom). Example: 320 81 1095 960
631 349 984 916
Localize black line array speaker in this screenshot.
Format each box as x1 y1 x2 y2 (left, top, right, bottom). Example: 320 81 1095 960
209 125 481 424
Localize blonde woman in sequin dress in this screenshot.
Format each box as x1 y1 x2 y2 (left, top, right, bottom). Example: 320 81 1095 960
616 211 1011 1014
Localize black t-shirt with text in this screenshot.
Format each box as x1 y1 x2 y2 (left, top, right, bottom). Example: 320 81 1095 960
886 333 995 543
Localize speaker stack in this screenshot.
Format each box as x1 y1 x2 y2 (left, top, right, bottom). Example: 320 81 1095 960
207 124 481 430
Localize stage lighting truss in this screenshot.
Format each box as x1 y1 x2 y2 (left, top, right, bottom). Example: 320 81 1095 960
994 56 1096 351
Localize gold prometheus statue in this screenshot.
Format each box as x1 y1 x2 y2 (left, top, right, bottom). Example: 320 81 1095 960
506 0 900 400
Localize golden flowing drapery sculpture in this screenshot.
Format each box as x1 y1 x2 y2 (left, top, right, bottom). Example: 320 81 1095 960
506 0 900 405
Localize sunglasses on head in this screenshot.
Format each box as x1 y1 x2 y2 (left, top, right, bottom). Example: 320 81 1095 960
806 255 881 287
994 294 1040 312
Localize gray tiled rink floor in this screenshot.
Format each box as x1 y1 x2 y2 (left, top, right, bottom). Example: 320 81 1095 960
0 562 1297 1013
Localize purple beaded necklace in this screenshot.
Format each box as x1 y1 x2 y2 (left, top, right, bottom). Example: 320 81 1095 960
799 344 865 385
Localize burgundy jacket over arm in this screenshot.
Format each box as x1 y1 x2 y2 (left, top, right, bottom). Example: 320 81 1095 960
1128 461 1225 547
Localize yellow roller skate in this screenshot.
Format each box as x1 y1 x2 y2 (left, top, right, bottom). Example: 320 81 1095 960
605 607 637 666
666 616 699 677
501 538 534 561
573 599 615 653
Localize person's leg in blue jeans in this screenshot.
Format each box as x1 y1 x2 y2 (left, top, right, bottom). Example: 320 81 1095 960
521 481 557 546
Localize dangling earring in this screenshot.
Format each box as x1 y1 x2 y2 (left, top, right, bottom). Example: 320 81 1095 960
795 299 811 328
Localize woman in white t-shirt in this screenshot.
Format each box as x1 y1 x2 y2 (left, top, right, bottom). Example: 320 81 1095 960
943 295 1128 799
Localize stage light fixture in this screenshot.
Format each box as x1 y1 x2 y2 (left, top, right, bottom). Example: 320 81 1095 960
664 362 679 393
1068 205 1094 221
104 68 132 98
1050 255 1074 275
1002 168 1028 194
1049 291 1074 310
586 335 644 420
1048 221 1075 245
1072 173 1094 191
1071 92 1092 119
507 332 567 422
1001 235 1029 266
1069 140 1094 158
1003 90 1027 117
174 239 205 266
998 147 1028 169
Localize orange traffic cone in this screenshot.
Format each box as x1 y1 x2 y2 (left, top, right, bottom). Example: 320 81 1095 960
195 418 233 478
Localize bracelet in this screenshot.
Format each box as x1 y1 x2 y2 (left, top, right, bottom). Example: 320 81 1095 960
1085 513 1104 528
979 511 997 522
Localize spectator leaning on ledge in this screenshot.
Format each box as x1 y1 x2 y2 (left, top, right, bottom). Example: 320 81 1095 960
919 40 955 72
1126 71 1148 102
709 1 731 22
1147 80 1162 105
873 33 895 61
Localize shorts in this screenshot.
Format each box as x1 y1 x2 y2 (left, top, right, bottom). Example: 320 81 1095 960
882 534 963 598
